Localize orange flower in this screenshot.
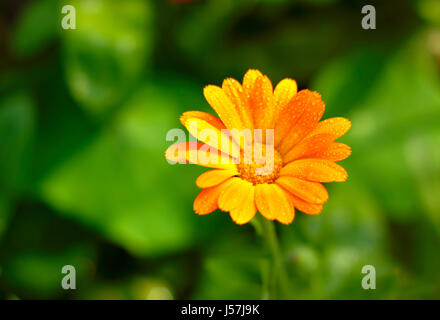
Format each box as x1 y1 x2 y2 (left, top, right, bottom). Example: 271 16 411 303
165 69 351 225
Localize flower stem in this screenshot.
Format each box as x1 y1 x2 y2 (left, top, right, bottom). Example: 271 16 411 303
252 215 291 299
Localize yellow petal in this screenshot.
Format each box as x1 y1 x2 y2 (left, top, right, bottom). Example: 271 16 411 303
273 78 297 122
309 142 352 162
181 110 226 130
242 69 263 98
196 169 238 188
255 183 295 224
204 85 245 131
218 178 253 212
276 176 328 204
165 142 237 170
222 78 254 129
248 74 275 129
229 184 257 225
193 179 235 215
279 159 348 182
180 111 239 157
307 117 351 139
285 191 323 215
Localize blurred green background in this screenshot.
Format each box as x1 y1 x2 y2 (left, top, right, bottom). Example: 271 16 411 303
0 0 439 299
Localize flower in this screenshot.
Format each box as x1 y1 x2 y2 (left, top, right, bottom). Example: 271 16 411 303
165 69 351 225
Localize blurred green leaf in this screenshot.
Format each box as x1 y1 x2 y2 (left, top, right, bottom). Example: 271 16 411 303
281 183 396 299
0 206 96 298
0 92 35 194
417 0 440 26
26 63 98 188
174 0 402 83
10 0 59 58
193 232 264 299
312 48 387 117
405 130 440 232
62 0 154 114
314 31 440 220
0 195 11 238
1 0 440 300
38 77 222 257
2 248 93 298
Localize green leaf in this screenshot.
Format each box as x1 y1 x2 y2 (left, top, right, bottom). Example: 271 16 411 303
405 130 440 232
38 78 223 257
417 0 440 26
2 248 93 298
0 92 35 194
0 195 11 238
62 0 154 114
10 0 59 58
0 205 96 299
313 31 440 220
312 48 387 117
281 183 396 299
193 233 264 299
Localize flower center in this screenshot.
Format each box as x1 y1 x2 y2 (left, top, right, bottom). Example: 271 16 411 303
236 146 283 185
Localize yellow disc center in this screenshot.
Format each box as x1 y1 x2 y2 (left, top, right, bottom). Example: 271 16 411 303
236 146 283 185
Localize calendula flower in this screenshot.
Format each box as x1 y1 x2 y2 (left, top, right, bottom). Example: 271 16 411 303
165 69 351 225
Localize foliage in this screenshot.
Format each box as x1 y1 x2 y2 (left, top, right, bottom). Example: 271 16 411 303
0 0 439 299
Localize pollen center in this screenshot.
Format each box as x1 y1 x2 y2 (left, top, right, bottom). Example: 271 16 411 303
236 146 283 185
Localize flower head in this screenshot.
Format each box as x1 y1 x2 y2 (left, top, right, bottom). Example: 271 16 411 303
165 69 351 225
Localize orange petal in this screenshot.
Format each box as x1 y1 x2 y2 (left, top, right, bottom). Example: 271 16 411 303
276 176 328 204
222 78 254 129
307 117 351 139
229 183 257 225
279 158 348 182
285 192 323 215
181 110 226 130
255 183 295 224
283 133 335 164
193 179 235 215
218 178 253 212
248 74 275 129
196 169 237 188
242 69 263 98
309 142 352 162
165 142 237 170
180 111 239 157
204 85 245 131
273 78 297 122
275 90 325 154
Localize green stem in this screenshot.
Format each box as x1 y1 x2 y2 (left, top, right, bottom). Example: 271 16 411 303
252 215 291 299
